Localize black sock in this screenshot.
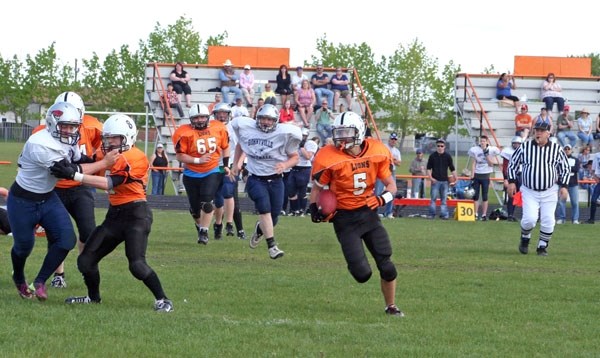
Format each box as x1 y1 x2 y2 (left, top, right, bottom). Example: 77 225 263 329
266 237 276 248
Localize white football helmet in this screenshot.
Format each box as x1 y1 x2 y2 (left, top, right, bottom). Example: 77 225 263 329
101 114 137 153
188 104 211 129
256 104 279 133
213 103 232 123
45 102 82 145
54 92 85 120
463 186 475 199
332 112 365 150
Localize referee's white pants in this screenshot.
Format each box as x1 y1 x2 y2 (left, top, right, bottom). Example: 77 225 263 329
521 185 558 233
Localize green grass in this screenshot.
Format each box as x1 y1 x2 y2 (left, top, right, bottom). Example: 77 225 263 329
1 212 600 357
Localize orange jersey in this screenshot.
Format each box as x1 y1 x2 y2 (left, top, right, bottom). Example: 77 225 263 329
311 138 392 210
33 114 104 188
515 113 532 129
174 120 229 173
107 146 148 206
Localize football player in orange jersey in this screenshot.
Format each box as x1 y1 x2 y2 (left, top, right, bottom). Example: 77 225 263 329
51 114 173 312
33 92 105 289
309 112 404 317
173 104 231 245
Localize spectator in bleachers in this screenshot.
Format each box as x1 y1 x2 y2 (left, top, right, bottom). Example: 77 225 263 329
219 59 242 105
330 67 353 113
580 159 596 202
260 83 277 106
239 64 255 108
169 62 192 108
514 103 532 139
314 99 335 143
584 153 600 224
253 98 265 119
166 83 185 118
578 146 592 180
295 79 316 128
495 73 520 113
275 65 293 108
208 93 223 114
279 99 296 124
577 108 594 149
556 105 577 148
534 107 553 134
311 63 334 110
375 133 402 219
541 73 565 113
231 97 249 118
291 66 308 95
594 113 600 140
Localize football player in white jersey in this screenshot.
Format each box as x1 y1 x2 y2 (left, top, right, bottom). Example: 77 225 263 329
230 104 302 259
7 102 115 301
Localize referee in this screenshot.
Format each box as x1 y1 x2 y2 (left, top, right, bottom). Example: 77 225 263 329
507 118 569 256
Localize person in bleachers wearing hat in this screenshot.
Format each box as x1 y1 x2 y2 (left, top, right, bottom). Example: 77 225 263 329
409 149 427 198
577 108 594 149
514 103 532 139
219 59 242 105
556 105 577 148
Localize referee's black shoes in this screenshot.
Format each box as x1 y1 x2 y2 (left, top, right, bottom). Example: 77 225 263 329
519 239 529 255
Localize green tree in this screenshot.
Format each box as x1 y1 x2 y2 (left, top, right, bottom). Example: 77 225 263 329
312 35 385 114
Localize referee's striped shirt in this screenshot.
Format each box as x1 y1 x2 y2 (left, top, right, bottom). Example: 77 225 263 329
508 139 570 190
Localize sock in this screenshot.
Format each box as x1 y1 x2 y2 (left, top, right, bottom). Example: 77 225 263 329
54 272 64 277
266 237 276 248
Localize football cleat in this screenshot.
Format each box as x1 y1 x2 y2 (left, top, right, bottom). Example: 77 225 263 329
197 230 209 245
519 239 529 255
16 283 34 299
225 223 235 236
213 223 223 240
385 304 405 317
51 274 67 288
249 221 263 249
536 247 548 256
34 282 48 301
154 299 174 312
268 245 285 259
65 295 101 304
237 230 247 240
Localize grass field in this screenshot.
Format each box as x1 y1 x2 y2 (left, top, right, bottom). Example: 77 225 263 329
1 142 599 357
1 213 599 357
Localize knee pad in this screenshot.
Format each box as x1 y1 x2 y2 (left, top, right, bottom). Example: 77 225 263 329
201 201 214 214
349 262 372 283
378 258 398 282
129 260 153 280
189 207 201 220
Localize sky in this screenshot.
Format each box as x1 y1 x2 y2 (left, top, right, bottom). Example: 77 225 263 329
2 0 597 74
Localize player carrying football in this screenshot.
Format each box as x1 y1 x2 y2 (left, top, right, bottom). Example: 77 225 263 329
309 112 404 316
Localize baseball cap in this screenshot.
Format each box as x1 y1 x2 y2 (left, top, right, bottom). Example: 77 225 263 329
563 105 570 111
520 104 528 110
296 66 303 71
157 143 164 148
436 138 446 144
244 64 251 70
416 148 423 154
564 144 572 149
390 133 398 140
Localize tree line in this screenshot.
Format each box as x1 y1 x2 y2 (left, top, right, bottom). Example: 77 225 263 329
1 15 598 144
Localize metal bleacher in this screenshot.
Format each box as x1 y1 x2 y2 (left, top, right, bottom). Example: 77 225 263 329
455 74 600 149
144 62 369 194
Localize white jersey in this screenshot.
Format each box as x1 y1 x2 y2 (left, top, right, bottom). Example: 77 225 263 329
16 130 81 194
500 146 515 161
231 105 249 118
468 145 500 174
231 117 302 176
298 139 318 167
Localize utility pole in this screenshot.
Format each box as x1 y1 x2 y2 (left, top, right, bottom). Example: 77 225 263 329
74 59 80 82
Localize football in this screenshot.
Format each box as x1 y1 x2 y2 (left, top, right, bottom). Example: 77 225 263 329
317 189 337 216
